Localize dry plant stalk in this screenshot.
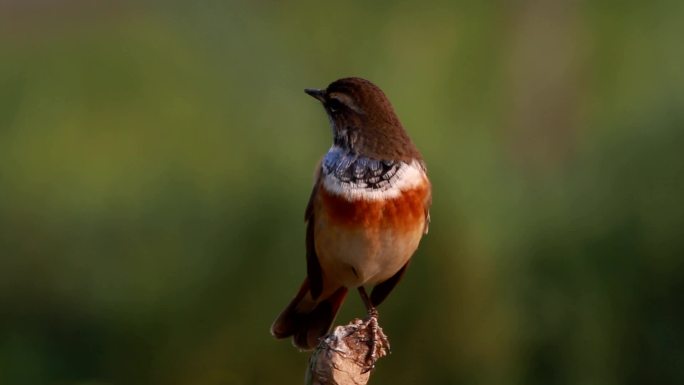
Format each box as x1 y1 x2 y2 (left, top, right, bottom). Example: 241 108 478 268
306 318 390 385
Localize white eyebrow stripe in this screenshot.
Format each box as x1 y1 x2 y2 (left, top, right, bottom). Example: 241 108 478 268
328 92 364 114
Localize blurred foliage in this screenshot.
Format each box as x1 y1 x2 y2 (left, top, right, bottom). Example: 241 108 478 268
1 1 683 384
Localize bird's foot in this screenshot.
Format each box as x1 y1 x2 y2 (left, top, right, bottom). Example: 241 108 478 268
360 309 390 373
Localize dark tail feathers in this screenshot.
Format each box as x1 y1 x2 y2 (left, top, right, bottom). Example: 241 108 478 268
271 279 348 350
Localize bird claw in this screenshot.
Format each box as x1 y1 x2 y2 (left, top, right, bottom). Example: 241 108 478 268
360 310 390 373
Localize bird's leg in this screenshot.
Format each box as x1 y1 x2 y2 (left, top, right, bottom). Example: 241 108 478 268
357 286 376 317
357 287 390 372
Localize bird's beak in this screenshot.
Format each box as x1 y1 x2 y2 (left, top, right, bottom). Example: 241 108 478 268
304 88 326 102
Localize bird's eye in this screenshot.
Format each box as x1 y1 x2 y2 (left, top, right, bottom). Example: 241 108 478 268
327 98 344 113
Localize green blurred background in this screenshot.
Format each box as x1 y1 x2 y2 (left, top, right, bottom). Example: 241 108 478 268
1 1 683 384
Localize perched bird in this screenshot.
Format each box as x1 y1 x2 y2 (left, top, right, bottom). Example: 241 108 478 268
271 77 432 356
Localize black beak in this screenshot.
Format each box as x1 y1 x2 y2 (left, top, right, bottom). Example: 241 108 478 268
304 88 326 102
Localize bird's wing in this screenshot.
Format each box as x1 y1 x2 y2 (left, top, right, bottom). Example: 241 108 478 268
423 186 432 234
370 260 411 307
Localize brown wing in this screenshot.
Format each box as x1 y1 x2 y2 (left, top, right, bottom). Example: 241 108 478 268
423 187 432 234
422 165 432 234
370 260 410 307
305 164 324 300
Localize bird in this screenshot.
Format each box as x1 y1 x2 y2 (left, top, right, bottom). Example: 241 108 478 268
271 77 432 359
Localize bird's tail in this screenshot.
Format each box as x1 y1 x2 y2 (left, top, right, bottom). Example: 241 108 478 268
271 278 348 350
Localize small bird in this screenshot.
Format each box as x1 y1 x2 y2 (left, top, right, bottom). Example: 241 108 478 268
271 77 432 357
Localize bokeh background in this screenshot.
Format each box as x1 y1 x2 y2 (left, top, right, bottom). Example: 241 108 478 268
1 1 683 384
